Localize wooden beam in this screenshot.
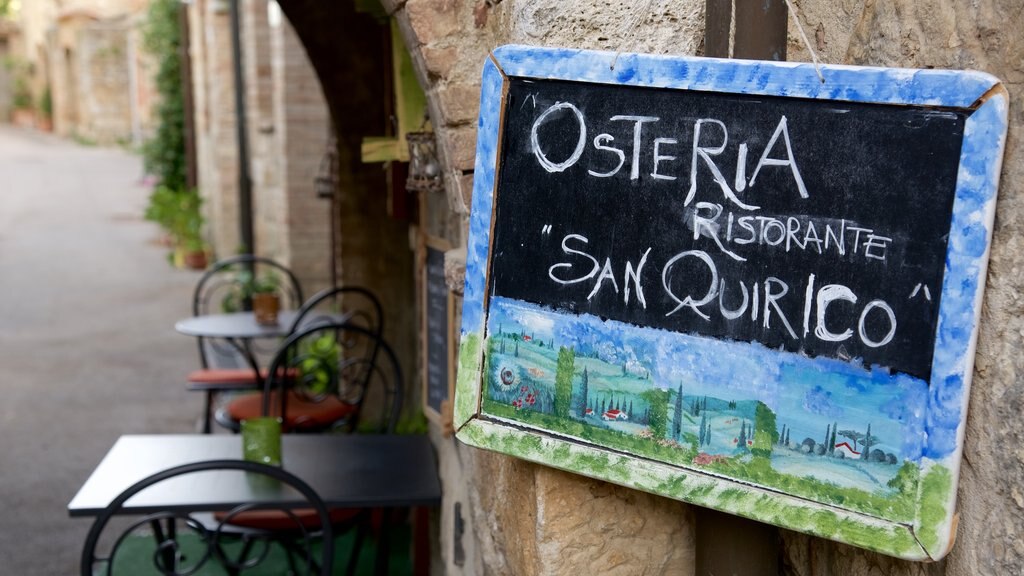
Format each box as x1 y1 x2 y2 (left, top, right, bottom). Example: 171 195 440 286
733 0 788 61
703 0 731 58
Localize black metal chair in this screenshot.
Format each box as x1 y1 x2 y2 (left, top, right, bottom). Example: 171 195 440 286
215 320 400 435
217 321 404 574
186 255 304 433
288 285 384 337
80 459 333 576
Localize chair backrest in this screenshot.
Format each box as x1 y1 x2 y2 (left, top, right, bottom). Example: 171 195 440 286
192 255 304 368
288 286 384 338
263 321 403 433
80 459 332 576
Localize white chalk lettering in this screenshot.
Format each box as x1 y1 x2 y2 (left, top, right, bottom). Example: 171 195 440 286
763 277 798 339
624 248 652 309
692 202 746 262
548 234 600 284
686 119 759 211
815 284 857 342
747 116 809 199
719 279 750 320
610 115 659 180
588 134 626 178
587 258 620 300
531 102 586 173
859 300 897 347
663 250 718 320
651 137 678 181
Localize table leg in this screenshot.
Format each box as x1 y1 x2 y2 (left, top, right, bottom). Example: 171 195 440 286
374 509 394 576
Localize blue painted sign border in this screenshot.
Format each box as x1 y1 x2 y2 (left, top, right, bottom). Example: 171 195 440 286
455 45 1008 560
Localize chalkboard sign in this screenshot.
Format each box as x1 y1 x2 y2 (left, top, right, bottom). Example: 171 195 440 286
423 239 454 422
456 46 1008 561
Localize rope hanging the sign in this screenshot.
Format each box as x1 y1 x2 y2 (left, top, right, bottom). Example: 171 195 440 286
783 0 826 83
611 0 658 70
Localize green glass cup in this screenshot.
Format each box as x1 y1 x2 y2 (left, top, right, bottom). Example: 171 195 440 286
241 417 283 466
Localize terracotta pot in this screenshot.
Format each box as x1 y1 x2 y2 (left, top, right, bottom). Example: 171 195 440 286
11 108 35 128
252 293 281 325
183 250 208 270
36 117 53 132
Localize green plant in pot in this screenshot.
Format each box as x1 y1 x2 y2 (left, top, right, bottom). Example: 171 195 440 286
144 186 208 268
298 334 341 398
250 272 282 326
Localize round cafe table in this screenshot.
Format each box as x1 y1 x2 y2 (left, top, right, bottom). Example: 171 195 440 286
174 310 301 340
174 310 302 386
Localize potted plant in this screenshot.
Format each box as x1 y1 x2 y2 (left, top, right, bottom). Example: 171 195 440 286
145 186 208 269
5 58 35 128
36 87 53 132
251 272 281 325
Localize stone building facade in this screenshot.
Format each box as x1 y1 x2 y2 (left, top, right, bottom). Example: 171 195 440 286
185 0 334 292
14 0 153 143
201 0 1023 574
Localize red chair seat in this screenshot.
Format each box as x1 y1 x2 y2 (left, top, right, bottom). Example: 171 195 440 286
224 390 357 431
186 368 262 391
188 368 263 383
217 507 362 531
187 368 298 390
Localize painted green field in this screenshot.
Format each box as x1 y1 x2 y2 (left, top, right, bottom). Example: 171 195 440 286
481 334 917 522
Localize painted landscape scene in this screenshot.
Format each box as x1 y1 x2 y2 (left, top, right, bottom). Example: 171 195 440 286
482 296 931 522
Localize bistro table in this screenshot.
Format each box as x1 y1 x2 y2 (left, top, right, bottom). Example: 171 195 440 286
69 434 441 573
174 310 303 341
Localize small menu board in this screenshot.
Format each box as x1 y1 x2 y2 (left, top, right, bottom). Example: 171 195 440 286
422 238 454 422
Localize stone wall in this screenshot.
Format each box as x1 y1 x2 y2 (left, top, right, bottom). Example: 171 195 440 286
188 0 239 258
782 2 1024 575
377 0 1023 575
71 19 133 143
192 0 332 292
268 10 333 294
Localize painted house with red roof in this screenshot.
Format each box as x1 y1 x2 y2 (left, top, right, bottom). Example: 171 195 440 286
602 409 628 421
834 442 861 458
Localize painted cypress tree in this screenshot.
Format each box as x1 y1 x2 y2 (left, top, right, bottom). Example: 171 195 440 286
829 423 838 454
628 400 633 418
785 427 790 446
642 388 670 439
600 397 606 414
699 412 708 446
824 423 831 447
672 384 684 439
578 368 590 418
738 420 748 450
553 346 575 418
862 423 874 460
514 340 519 357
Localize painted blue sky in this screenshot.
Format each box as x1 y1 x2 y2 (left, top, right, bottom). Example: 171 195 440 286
487 296 928 460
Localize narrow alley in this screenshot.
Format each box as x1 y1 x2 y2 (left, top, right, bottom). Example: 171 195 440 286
0 125 200 574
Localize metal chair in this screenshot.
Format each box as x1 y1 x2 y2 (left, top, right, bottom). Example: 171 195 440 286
217 321 404 574
186 255 304 433
215 320 401 434
80 459 333 576
288 285 384 337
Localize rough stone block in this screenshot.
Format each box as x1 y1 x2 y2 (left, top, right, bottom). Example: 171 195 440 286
405 0 461 46
533 467 696 575
436 82 480 125
421 45 459 81
439 125 478 172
